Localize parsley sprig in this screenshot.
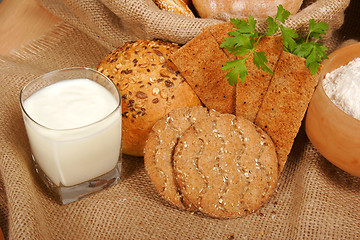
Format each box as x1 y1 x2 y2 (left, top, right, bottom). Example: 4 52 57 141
220 5 329 85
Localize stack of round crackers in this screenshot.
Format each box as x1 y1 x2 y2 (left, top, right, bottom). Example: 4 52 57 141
144 106 279 219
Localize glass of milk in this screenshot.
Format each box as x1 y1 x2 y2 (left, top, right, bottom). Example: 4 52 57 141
20 67 122 204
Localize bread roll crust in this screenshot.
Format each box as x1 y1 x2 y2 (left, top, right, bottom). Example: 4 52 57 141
192 0 303 19
97 40 202 156
153 0 195 17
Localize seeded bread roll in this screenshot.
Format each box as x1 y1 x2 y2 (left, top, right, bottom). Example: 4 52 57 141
97 40 202 156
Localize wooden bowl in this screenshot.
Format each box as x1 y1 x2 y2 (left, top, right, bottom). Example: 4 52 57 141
305 43 360 177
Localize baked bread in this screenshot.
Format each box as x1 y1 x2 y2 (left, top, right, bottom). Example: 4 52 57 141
97 40 202 156
153 0 195 17
192 0 303 19
181 0 192 5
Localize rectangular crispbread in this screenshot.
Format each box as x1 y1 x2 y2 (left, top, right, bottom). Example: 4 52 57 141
170 30 236 114
254 51 320 172
204 22 237 60
236 36 283 122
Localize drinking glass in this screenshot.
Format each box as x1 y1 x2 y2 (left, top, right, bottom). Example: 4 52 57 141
20 67 122 204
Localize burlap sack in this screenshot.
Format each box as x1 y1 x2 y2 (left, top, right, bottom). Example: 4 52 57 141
1 0 360 239
39 0 349 52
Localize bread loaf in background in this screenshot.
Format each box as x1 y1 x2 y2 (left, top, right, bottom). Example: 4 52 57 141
153 0 195 17
97 40 202 157
192 0 303 19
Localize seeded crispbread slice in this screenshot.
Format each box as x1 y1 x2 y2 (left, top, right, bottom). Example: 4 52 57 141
204 22 237 60
169 30 236 114
173 113 279 219
254 51 320 172
205 24 284 122
236 36 283 122
144 106 210 210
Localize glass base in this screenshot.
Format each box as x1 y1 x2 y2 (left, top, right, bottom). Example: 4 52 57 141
32 156 122 204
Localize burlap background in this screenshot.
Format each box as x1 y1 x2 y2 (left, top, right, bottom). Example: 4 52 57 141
1 0 360 239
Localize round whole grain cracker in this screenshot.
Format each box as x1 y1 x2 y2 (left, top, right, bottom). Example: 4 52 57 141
144 106 210 210
173 113 279 219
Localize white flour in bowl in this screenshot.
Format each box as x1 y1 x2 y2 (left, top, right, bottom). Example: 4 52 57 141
323 57 360 120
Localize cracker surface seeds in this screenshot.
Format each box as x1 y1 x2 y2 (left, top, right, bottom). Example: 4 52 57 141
173 113 279 219
144 106 210 210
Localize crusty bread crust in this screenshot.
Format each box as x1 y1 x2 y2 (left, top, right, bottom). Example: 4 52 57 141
193 0 303 19
97 40 202 156
153 0 195 17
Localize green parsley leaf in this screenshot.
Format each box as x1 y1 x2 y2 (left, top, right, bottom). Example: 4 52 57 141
306 49 321 75
230 17 255 34
295 41 328 75
293 42 313 58
233 47 253 57
220 5 329 84
253 52 273 74
234 34 253 49
280 25 299 52
247 16 257 33
220 16 268 84
221 58 248 85
266 17 279 36
253 51 273 75
275 5 290 23
291 19 329 75
308 19 329 40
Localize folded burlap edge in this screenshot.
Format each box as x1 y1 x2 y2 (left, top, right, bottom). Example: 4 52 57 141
38 0 350 53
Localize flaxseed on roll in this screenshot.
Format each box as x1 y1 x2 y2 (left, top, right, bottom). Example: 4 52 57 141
97 40 202 156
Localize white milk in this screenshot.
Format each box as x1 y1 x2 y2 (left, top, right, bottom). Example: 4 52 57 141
22 79 122 187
